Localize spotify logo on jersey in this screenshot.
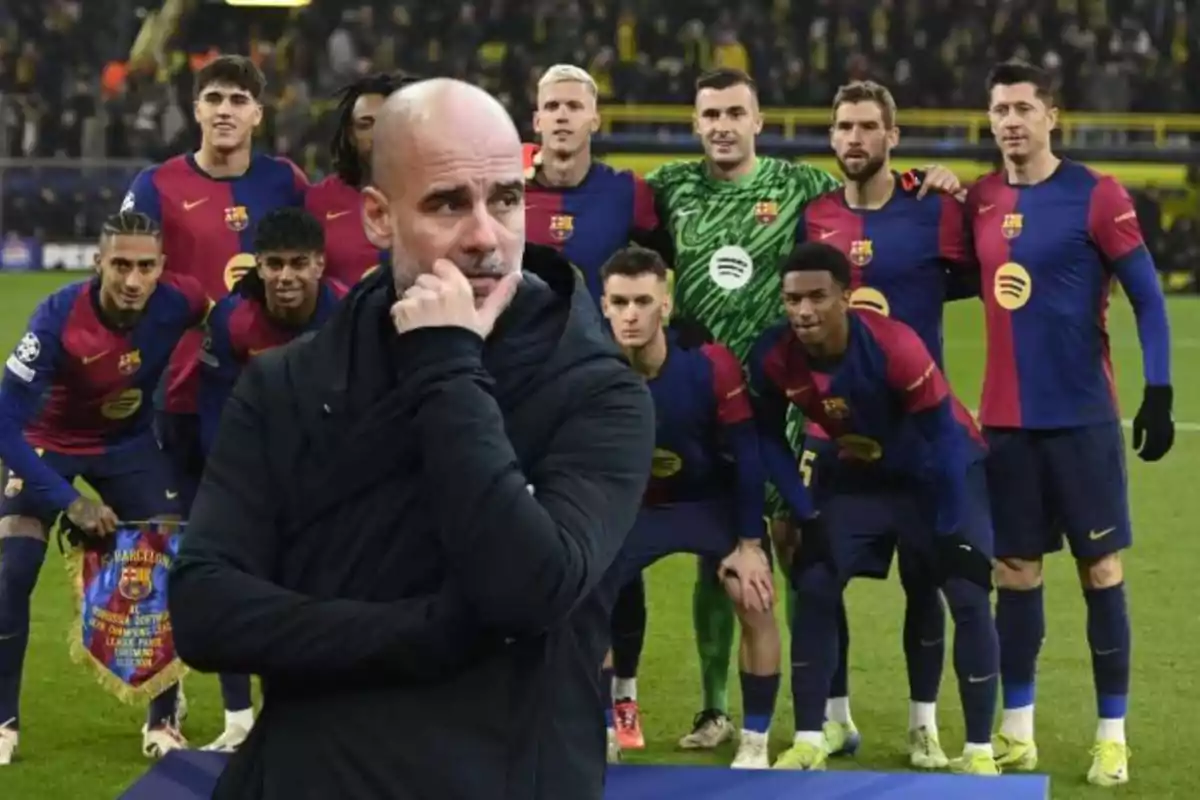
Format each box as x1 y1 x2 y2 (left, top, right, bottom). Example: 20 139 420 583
708 245 754 290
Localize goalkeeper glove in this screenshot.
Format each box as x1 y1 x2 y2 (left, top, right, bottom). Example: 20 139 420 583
1132 384 1174 462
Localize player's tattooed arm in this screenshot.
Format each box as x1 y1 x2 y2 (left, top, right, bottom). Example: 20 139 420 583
65 496 119 537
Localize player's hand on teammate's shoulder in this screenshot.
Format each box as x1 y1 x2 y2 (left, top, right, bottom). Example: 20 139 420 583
65 496 119 538
932 532 993 589
719 540 774 613
1132 385 1174 462
910 165 968 202
391 259 522 340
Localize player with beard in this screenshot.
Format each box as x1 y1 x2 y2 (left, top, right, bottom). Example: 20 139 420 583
793 81 977 766
647 67 968 752
306 73 411 284
0 212 209 763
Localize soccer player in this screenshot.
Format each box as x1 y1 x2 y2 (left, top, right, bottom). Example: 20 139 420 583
644 66 841 750
195 207 346 752
794 80 977 765
306 72 408 284
600 246 780 769
0 212 210 764
968 61 1173 787
199 207 348 458
524 63 671 750
525 64 668 302
749 242 999 774
121 54 307 517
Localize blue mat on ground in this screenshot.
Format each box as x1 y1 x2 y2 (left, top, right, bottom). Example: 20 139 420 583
119 751 1050 799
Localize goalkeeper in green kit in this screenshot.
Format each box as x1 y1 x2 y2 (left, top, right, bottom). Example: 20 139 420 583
641 66 841 753
612 68 964 755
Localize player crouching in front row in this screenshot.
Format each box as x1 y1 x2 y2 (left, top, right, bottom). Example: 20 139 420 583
0 212 211 764
599 246 782 769
749 242 1000 774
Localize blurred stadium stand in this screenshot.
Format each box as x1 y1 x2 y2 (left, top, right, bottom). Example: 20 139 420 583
1 0 1198 288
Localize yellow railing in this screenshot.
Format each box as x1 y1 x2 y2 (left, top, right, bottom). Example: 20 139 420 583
598 106 1200 147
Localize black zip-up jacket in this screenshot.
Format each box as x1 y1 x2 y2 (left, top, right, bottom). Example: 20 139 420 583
167 246 654 800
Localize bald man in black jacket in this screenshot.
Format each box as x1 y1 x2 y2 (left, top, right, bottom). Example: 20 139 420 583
168 77 654 800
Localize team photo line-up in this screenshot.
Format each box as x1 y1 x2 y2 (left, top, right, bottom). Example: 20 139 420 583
0 49 1173 795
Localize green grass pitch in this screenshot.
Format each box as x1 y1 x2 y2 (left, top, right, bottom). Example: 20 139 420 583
0 271 1196 799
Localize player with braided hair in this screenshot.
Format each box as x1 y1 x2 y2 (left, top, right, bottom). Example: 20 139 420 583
0 212 210 763
306 72 414 284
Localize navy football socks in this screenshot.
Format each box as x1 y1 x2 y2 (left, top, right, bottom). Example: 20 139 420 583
996 585 1044 733
0 537 47 729
601 666 615 727
147 683 181 728
944 578 999 745
220 673 254 713
611 576 647 686
739 671 779 734
829 598 850 699
790 562 842 733
903 584 946 704
1085 583 1131 727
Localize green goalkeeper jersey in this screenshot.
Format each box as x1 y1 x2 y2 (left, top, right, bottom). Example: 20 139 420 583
647 157 840 362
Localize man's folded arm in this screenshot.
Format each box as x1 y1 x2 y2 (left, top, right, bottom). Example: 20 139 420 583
400 329 655 635
168 360 490 684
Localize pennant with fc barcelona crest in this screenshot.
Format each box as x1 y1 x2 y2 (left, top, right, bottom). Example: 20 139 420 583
65 520 187 704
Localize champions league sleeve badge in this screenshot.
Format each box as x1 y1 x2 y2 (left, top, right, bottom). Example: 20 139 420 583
64 520 188 703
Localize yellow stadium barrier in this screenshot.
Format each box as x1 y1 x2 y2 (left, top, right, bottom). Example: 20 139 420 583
598 106 1200 147
599 154 1190 189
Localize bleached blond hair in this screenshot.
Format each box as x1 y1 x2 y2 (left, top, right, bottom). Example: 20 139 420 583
537 64 598 96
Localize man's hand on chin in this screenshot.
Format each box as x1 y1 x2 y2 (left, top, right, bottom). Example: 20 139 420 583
391 259 522 339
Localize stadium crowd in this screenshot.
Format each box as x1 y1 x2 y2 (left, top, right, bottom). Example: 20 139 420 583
0 0 1199 274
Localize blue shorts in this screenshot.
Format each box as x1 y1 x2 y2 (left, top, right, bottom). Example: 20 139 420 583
613 499 751 586
154 412 203 515
983 423 1131 560
823 461 994 584
0 435 181 527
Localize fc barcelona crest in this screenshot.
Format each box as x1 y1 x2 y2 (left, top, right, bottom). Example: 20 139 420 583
118 565 153 602
1001 213 1023 239
117 350 141 376
849 239 873 266
822 396 851 419
754 200 778 225
550 214 574 242
224 205 249 232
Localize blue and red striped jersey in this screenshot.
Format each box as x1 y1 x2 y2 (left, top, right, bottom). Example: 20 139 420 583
797 172 971 368
121 153 308 415
968 160 1171 429
197 280 346 456
305 175 386 285
644 330 766 540
0 275 209 509
525 150 662 303
748 311 984 533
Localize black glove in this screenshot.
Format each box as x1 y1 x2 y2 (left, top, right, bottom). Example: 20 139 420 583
1132 384 1174 462
934 533 993 590
793 513 832 570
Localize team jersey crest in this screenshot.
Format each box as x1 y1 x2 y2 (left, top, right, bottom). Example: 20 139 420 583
117 350 141 376
549 214 574 242
1001 213 1023 239
754 200 779 224
224 205 250 232
849 239 874 266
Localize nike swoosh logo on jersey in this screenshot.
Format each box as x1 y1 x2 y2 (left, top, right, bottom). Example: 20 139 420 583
978 203 995 213
248 348 270 357
81 351 110 365
183 198 208 211
819 229 838 239
326 210 351 220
